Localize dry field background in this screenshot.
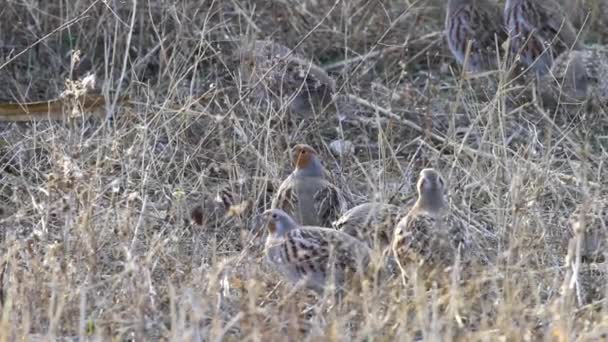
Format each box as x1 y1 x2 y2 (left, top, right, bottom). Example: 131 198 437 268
0 0 607 340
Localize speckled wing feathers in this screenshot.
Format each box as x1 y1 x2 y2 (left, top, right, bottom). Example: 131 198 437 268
505 0 581 74
290 229 369 273
542 45 608 103
265 226 371 294
238 40 335 114
446 0 506 72
335 203 403 249
288 56 335 114
272 175 346 227
537 1 580 50
394 211 467 270
272 178 298 222
313 183 347 226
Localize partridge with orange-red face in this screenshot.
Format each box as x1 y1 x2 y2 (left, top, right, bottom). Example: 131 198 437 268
272 144 348 227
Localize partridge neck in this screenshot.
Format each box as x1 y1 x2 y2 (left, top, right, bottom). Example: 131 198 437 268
275 219 298 237
416 190 447 216
294 157 324 178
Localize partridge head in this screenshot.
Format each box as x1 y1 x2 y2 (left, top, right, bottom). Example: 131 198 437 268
415 168 448 215
292 144 324 177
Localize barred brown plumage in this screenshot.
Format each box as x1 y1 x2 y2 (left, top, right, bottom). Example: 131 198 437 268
263 209 372 295
504 0 583 76
334 202 405 251
445 0 507 73
238 39 335 115
539 45 608 106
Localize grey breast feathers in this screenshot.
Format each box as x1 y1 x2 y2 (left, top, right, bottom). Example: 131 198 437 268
334 203 403 249
394 213 466 269
273 176 347 227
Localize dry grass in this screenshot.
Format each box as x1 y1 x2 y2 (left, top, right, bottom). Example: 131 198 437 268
0 0 607 340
